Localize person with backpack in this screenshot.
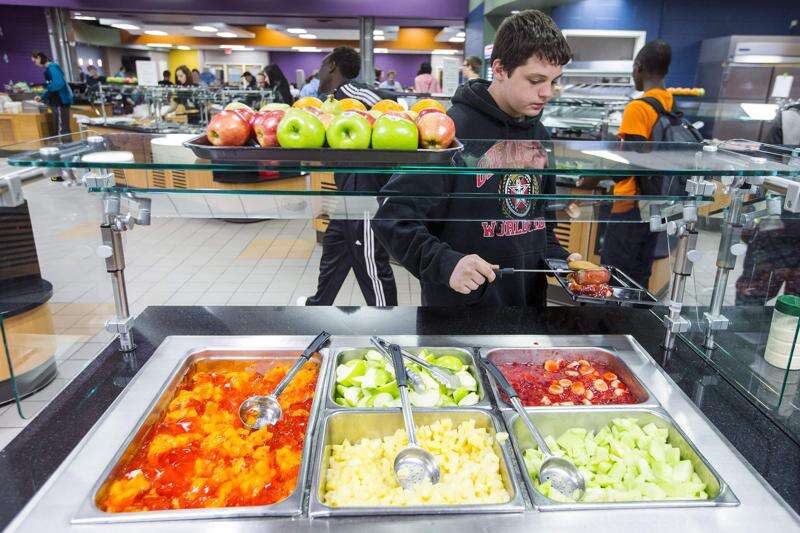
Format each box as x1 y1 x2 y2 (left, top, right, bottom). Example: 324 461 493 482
31 50 73 137
600 40 694 289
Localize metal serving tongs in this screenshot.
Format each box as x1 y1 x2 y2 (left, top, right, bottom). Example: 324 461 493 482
368 337 426 394
370 336 461 390
387 343 441 490
493 267 606 277
238 331 331 430
480 354 586 500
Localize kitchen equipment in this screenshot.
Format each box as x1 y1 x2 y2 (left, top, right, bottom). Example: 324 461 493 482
371 336 460 389
238 331 330 429
482 356 586 500
387 343 441 490
545 258 659 306
368 337 427 394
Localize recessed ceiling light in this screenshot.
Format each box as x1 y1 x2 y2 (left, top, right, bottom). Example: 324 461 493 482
511 10 520 14
144 30 168 36
432 49 459 55
110 23 140 31
456 31 465 37
219 44 246 49
176 45 191 50
299 33 317 39
72 15 96 20
374 35 385 41
287 28 306 34
373 29 384 35
374 48 388 53
449 37 465 43
216 31 237 38
193 25 217 32
146 43 172 48
292 46 321 52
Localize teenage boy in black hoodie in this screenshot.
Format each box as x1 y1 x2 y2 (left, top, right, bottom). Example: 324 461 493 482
373 10 581 308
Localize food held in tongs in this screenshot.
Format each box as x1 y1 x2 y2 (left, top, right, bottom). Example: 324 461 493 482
566 260 613 298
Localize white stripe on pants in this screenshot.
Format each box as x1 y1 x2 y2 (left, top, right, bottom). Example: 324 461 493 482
363 212 385 306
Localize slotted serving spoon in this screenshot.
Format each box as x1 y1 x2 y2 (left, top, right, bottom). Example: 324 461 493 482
238 331 331 430
481 355 586 500
370 336 461 390
387 343 441 490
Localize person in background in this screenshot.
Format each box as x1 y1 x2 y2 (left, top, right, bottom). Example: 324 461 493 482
241 71 256 90
598 40 672 289
462 56 482 81
300 70 320 98
199 68 216 85
158 69 172 86
114 66 125 77
379 70 404 92
373 10 582 307
30 50 73 137
263 64 294 104
301 46 397 307
191 68 203 86
414 61 440 94
84 65 106 90
163 65 200 124
256 71 269 90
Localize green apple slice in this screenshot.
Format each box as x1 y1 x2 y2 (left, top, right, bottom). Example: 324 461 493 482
457 392 479 406
455 370 478 392
433 355 464 372
452 387 471 404
372 392 395 408
408 389 440 407
342 386 362 407
364 349 385 362
375 380 399 397
337 360 367 386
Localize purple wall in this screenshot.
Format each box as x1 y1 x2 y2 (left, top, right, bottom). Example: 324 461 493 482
374 53 430 88
0 0 468 19
269 51 431 89
0 6 51 85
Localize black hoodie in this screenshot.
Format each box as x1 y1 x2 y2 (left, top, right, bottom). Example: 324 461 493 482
372 79 569 308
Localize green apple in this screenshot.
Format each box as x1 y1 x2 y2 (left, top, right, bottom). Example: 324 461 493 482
276 109 326 148
371 114 418 151
326 113 372 149
321 95 343 115
260 103 290 112
225 101 253 112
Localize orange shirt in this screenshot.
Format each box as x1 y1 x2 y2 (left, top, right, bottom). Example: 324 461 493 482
612 87 674 213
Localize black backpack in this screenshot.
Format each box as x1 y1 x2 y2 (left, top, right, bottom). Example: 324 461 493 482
636 96 703 197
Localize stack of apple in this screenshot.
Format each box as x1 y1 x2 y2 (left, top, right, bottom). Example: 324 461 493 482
205 96 456 152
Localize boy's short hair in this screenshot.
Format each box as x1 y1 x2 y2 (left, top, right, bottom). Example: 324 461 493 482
491 10 571 75
635 40 671 77
327 46 361 80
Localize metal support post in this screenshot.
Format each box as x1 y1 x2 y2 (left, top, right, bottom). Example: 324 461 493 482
359 17 375 85
663 216 699 350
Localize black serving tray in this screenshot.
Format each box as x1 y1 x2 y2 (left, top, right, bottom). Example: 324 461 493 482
545 258 659 307
183 135 463 166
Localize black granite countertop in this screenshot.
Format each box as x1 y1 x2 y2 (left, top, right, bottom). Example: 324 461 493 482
1 305 798 528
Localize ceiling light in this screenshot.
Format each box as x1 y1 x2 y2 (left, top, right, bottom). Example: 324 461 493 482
110 23 140 31
176 45 191 50
287 28 306 34
146 43 172 48
72 15 96 20
456 31 465 37
144 30 168 36
373 29 384 35
432 49 459 55
292 46 321 52
216 31 237 38
193 25 217 32
449 37 465 43
511 10 520 14
374 35 385 41
299 34 317 39
97 59 103 67
220 44 246 49
374 48 388 54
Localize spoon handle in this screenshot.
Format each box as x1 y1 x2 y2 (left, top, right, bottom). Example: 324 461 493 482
273 331 331 398
480 355 554 456
389 343 418 447
372 336 458 389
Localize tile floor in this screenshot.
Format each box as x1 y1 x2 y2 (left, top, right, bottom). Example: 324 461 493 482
0 174 757 447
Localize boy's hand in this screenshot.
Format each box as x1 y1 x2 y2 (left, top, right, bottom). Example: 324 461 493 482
449 254 498 294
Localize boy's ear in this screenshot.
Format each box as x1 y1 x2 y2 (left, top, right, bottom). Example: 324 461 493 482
490 59 507 81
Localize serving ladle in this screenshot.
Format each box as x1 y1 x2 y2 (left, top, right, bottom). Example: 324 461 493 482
238 331 331 430
481 356 586 500
386 343 441 490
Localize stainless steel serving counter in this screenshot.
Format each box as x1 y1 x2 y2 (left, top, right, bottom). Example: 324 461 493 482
7 335 800 532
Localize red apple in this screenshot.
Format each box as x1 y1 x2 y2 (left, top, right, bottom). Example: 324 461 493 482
252 110 286 147
383 110 414 122
317 112 334 129
416 111 455 149
416 107 445 120
343 109 375 126
207 110 251 146
303 106 323 117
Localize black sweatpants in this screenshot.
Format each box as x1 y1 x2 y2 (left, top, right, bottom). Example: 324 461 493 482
306 217 397 306
50 105 71 136
601 208 658 289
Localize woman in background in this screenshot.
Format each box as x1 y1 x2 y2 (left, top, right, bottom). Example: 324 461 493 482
263 64 293 105
164 65 200 124
413 61 440 94
30 50 73 137
379 70 404 92
241 71 257 90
